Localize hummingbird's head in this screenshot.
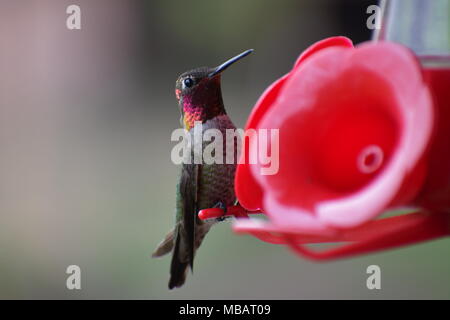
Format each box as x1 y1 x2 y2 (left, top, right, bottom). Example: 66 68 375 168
175 49 253 130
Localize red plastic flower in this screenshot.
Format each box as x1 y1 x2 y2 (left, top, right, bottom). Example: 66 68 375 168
199 37 450 260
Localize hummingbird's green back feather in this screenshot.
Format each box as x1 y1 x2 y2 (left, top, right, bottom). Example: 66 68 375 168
169 163 198 289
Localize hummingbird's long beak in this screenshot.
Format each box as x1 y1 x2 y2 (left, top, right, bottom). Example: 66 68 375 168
208 49 254 78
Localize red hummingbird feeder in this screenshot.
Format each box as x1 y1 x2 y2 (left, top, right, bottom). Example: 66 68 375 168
199 0 450 261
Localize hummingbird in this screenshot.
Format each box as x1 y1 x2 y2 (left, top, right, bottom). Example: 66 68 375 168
152 49 253 289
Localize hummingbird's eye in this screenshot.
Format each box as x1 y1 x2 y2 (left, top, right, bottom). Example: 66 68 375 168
183 77 194 89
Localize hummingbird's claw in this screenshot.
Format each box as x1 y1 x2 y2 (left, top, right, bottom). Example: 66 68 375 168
213 201 228 222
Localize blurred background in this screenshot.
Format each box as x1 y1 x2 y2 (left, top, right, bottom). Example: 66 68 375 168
1 0 449 299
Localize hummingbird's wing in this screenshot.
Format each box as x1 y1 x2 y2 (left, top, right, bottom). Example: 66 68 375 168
179 162 198 267
169 162 199 289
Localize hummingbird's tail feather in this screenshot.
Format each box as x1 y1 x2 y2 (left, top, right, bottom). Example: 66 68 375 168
152 227 175 258
168 222 213 289
169 226 190 289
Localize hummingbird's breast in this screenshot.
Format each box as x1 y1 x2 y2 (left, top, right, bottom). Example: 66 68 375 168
191 114 238 211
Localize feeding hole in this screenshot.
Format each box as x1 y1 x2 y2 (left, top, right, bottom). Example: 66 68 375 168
357 145 384 174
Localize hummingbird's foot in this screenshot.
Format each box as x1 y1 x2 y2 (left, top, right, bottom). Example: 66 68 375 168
213 201 228 222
